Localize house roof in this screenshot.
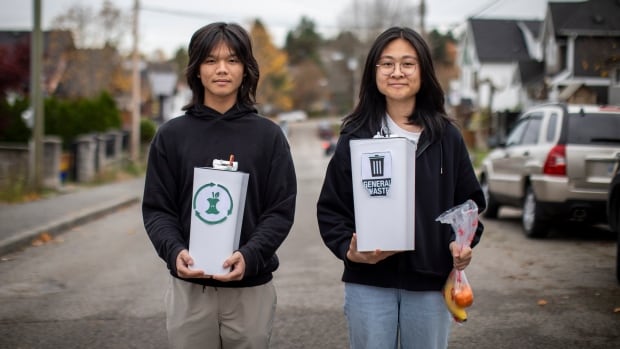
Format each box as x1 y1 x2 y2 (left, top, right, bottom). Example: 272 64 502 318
549 0 620 36
0 31 30 45
0 30 74 52
522 20 542 38
469 18 542 62
0 30 75 95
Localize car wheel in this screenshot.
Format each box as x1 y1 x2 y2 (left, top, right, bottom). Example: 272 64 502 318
522 185 549 238
481 176 500 218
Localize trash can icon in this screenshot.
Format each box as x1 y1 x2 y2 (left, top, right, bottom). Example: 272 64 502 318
369 155 385 177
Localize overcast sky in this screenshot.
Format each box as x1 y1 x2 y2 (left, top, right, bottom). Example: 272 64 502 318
0 0 550 57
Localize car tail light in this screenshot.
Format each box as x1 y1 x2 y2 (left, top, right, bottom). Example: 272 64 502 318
543 144 566 175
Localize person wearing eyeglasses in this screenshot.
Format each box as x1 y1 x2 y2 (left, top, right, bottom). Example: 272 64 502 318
316 27 485 349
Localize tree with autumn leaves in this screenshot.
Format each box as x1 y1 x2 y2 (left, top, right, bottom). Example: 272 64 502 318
248 16 330 116
0 39 30 98
1 1 461 129
284 17 329 115
250 19 293 115
0 38 31 142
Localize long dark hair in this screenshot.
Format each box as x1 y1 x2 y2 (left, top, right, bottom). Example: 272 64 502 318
183 22 259 110
343 26 450 142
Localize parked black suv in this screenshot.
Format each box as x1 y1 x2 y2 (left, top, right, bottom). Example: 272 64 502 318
480 103 620 237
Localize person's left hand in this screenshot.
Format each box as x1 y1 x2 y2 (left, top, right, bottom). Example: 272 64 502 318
449 241 472 270
211 251 246 282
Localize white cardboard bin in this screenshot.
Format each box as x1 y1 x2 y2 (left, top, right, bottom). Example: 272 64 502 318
350 137 416 251
189 165 248 275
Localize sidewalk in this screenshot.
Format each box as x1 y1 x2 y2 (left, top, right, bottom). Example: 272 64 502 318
0 177 144 256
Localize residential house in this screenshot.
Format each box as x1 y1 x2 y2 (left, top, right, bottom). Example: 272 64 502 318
0 30 75 96
456 18 542 113
0 30 135 106
54 44 124 99
541 0 620 105
455 0 620 147
455 18 542 148
146 61 178 123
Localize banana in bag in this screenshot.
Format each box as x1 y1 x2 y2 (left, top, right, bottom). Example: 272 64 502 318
436 199 479 323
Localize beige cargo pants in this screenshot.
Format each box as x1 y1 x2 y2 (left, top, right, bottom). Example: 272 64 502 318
165 276 276 349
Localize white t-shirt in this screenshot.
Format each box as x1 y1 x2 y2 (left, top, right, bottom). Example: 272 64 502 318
385 114 421 143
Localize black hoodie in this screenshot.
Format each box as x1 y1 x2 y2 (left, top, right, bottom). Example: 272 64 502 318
317 120 485 291
142 104 297 287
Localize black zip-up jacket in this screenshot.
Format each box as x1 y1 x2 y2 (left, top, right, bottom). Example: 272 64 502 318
317 120 485 291
142 104 296 287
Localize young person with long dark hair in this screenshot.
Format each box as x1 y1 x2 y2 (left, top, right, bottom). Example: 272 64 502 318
317 26 485 349
143 22 296 349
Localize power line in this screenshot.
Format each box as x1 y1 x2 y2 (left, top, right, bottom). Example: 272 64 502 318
140 5 221 20
470 0 504 18
140 4 341 31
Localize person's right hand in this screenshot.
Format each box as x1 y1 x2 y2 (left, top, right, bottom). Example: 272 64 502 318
175 249 208 278
346 233 399 264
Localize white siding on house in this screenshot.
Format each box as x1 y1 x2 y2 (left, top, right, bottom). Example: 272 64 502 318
459 63 521 111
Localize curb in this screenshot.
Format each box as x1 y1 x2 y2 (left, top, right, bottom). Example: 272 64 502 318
0 196 140 257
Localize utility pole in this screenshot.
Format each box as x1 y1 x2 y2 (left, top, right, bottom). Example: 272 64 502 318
419 0 426 38
130 0 141 163
31 0 44 190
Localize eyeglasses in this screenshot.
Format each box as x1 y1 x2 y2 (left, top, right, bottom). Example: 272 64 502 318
375 61 418 76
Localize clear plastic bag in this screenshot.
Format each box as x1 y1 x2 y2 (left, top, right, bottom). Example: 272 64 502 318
436 199 479 249
436 199 479 323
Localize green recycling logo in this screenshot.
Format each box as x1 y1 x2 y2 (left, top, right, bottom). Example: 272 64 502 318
193 182 234 225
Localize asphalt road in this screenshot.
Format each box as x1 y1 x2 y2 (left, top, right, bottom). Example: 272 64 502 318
0 119 618 348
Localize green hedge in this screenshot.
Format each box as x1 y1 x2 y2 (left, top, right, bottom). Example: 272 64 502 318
0 97 31 143
45 92 122 148
140 118 157 144
1 92 123 147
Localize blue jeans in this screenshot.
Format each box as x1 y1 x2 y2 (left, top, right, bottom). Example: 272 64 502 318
344 283 451 349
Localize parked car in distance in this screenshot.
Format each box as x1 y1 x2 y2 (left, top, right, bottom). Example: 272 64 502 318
607 160 620 283
277 110 308 123
479 103 620 238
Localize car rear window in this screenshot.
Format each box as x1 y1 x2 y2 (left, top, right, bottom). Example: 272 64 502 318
567 113 620 145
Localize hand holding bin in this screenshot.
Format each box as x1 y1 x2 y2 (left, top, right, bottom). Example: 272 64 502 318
189 155 249 275
436 199 479 323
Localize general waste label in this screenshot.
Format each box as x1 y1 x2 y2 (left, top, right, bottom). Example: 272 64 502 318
360 152 392 197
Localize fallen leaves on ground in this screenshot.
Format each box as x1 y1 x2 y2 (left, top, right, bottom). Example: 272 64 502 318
31 232 54 246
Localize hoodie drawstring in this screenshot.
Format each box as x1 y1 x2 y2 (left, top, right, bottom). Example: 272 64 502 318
440 143 444 175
